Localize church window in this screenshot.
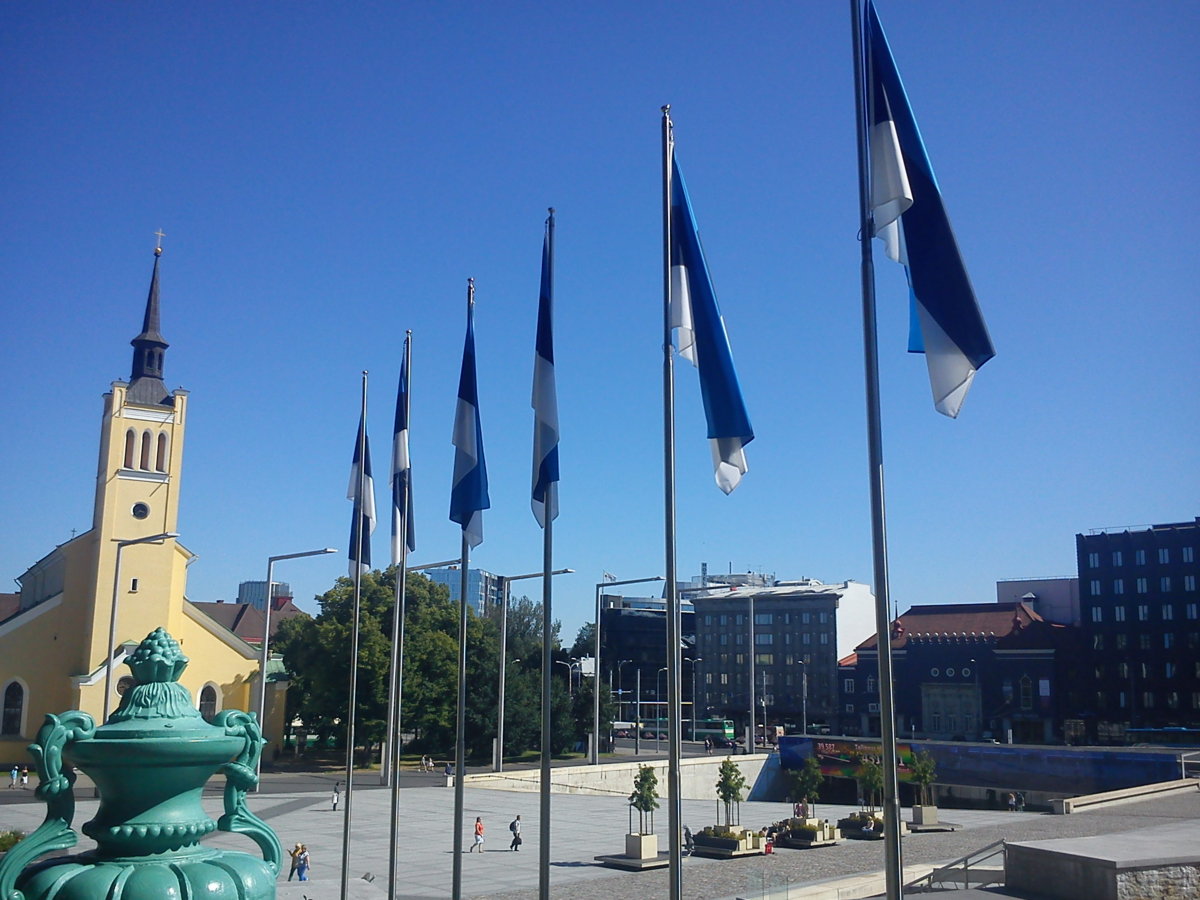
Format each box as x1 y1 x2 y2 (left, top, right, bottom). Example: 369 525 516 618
156 433 168 472
123 430 136 468
2 682 24 736
200 685 218 721
139 431 152 470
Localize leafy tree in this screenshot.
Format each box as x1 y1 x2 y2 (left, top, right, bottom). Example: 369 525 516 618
487 593 561 664
788 755 824 817
628 764 659 835
858 758 884 812
569 621 595 660
570 677 616 751
909 750 937 807
716 758 746 828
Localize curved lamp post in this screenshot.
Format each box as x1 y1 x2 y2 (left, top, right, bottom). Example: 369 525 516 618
104 532 179 725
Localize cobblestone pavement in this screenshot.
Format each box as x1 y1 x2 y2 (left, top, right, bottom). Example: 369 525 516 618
2 776 1196 899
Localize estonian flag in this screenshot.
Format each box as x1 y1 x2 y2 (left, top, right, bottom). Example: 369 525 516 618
867 0 994 418
449 293 490 547
391 346 416 564
347 416 376 576
531 215 560 528
669 156 755 494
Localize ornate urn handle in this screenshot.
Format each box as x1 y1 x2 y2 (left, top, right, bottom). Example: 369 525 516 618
0 711 96 900
213 710 282 876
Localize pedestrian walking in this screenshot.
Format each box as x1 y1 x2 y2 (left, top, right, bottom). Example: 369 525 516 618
469 816 484 852
295 844 311 881
8 765 17 789
509 814 522 851
1016 791 1026 812
1006 792 1017 812
287 843 303 881
20 765 28 789
332 781 341 811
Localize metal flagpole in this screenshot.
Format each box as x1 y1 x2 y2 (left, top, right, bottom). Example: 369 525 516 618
386 331 413 900
661 103 683 900
341 370 369 900
495 576 509 771
452 532 469 898
851 1 903 896
538 207 556 900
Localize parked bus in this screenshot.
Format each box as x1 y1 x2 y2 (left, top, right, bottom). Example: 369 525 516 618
630 718 735 741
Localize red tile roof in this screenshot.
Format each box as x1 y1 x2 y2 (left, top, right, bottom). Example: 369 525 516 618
854 601 1042 651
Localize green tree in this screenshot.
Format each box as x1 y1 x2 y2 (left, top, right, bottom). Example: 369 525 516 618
909 750 937 807
788 755 824 817
716 758 746 828
487 594 561 664
571 677 616 750
628 764 659 835
858 758 884 812
569 621 595 660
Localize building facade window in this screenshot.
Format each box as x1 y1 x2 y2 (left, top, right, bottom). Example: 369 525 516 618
1159 548 1170 564
1139 634 1151 650
123 430 136 468
139 430 152 470
1113 579 1124 595
1112 551 1123 566
844 679 854 693
1136 577 1148 594
1161 577 1173 592
2 682 24 736
1114 606 1126 622
754 613 772 625
866 677 876 693
155 432 168 471
1138 604 1149 621
1187 603 1198 620
1090 580 1101 596
1087 552 1100 568
1163 604 1174 620
1091 607 1102 623
1019 676 1033 711
1183 546 1195 564
1164 633 1174 649
199 685 218 721
1185 575 1196 592
755 633 772 645
1136 549 1146 565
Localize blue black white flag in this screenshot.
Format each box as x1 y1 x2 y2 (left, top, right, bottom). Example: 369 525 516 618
449 285 490 547
669 153 755 494
866 0 994 418
531 215 560 528
347 416 376 576
391 343 416 563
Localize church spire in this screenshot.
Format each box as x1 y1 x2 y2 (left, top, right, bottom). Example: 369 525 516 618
127 239 171 407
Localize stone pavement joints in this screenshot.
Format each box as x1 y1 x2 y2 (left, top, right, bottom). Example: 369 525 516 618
1 779 1197 899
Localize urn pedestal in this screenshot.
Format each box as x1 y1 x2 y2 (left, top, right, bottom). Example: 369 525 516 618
0 628 282 900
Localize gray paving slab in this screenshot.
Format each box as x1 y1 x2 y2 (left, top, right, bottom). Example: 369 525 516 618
0 780 1197 899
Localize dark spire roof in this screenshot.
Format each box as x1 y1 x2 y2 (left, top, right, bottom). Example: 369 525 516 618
127 247 172 407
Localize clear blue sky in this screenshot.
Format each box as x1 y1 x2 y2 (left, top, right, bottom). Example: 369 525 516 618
3 1 1197 647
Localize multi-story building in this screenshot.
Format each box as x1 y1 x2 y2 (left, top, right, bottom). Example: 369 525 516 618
1078 518 1200 740
235 580 293 611
692 579 873 735
598 591 695 724
426 566 503 616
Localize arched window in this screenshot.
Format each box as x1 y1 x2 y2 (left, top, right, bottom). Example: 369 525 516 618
2 681 24 736
156 433 168 472
123 430 136 468
199 685 218 722
139 431 152 470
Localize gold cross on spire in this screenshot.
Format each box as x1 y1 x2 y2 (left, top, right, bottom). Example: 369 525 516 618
154 228 166 256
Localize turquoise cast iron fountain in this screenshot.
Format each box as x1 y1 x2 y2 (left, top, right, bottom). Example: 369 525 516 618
0 628 282 899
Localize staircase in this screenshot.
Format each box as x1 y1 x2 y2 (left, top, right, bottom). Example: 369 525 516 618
907 839 1005 892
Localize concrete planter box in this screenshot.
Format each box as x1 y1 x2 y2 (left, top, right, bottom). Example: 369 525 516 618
624 832 658 859
912 805 939 825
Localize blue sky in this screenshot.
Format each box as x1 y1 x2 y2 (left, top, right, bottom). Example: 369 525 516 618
3 1 1197 647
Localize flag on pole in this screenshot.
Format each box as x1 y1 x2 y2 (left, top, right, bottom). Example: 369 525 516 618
866 0 995 418
531 215 559 528
391 343 416 564
347 415 376 576
669 154 755 494
449 284 490 547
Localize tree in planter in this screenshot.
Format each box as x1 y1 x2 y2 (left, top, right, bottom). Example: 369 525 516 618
909 750 937 807
787 755 824 817
858 758 884 813
628 764 660 835
715 757 746 829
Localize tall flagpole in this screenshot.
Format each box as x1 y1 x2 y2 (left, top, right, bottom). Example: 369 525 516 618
341 370 368 900
451 278 475 900
538 209 556 900
851 2 903 896
386 331 413 900
660 104 684 900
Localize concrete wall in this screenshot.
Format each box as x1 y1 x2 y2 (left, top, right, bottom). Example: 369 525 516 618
465 754 780 802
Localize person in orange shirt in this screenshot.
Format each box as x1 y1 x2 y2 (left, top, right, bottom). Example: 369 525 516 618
469 817 485 852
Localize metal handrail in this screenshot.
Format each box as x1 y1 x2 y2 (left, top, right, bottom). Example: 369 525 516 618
908 839 1006 892
1179 751 1200 780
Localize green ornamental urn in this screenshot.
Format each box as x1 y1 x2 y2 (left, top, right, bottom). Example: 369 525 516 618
0 628 282 899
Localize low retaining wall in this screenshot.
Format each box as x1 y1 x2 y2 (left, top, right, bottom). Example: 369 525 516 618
1050 778 1199 814
464 754 774 801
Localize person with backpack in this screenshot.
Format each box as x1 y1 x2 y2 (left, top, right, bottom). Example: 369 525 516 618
509 814 522 851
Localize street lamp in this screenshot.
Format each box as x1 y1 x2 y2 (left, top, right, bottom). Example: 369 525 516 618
685 658 703 742
104 532 179 726
495 568 573 771
257 547 337 782
555 659 579 696
798 658 807 737
592 575 664 764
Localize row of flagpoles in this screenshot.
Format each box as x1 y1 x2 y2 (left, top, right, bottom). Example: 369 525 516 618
330 2 993 898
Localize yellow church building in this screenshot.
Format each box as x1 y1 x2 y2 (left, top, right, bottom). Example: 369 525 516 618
0 247 285 758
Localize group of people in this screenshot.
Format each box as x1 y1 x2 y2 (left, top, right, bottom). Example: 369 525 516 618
7 765 29 789
1006 791 1026 812
467 815 523 852
286 843 311 881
